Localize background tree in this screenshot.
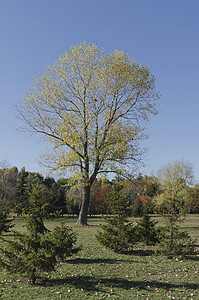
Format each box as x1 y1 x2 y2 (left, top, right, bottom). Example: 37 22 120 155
89 179 111 216
65 181 82 216
123 175 145 216
187 184 199 213
156 160 193 218
0 166 18 210
155 160 195 257
123 175 160 216
0 159 11 169
45 178 68 214
16 42 159 225
15 166 28 215
141 175 160 213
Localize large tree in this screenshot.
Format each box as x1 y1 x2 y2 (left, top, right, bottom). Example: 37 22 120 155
16 43 159 225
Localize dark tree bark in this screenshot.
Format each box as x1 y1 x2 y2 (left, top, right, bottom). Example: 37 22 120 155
77 184 91 225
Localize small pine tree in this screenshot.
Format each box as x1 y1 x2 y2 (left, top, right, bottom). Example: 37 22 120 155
155 224 195 258
96 215 136 253
23 184 49 235
135 208 159 245
96 183 137 253
43 222 81 262
0 231 57 285
0 204 13 235
0 186 80 284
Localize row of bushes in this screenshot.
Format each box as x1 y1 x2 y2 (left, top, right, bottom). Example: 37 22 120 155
96 212 195 258
96 183 196 258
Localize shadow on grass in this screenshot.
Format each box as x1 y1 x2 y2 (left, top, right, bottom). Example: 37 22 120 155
124 249 155 256
181 226 199 230
67 249 154 265
66 257 136 264
184 244 199 261
185 256 199 261
40 275 199 292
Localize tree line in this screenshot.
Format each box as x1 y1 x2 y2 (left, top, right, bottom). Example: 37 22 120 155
0 161 199 218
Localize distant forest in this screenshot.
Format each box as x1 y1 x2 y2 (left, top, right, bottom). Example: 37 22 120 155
0 165 199 217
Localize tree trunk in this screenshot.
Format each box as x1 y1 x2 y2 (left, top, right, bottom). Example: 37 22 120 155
77 184 91 225
31 268 36 285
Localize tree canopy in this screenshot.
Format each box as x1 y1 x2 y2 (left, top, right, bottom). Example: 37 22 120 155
16 42 159 224
156 159 194 218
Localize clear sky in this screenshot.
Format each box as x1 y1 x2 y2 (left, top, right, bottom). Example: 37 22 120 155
0 0 199 180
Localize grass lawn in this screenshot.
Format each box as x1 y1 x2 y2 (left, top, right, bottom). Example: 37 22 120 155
0 215 198 299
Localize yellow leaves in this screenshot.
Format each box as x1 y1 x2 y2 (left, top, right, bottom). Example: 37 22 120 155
16 42 159 179
155 160 194 216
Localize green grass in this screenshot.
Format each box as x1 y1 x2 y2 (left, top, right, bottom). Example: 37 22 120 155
0 215 199 299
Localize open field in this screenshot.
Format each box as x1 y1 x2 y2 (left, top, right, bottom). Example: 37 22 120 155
0 215 199 299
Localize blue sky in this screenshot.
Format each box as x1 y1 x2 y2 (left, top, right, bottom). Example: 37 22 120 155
0 0 199 180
